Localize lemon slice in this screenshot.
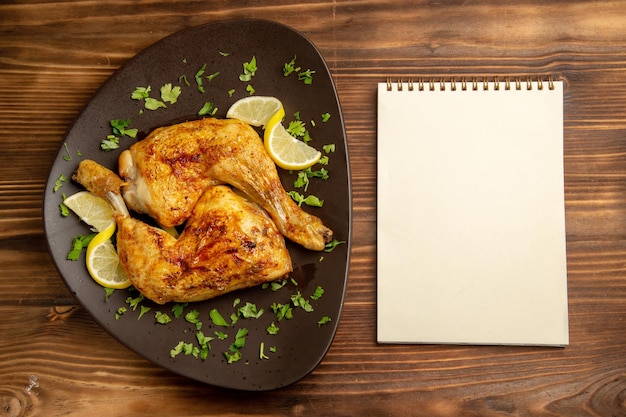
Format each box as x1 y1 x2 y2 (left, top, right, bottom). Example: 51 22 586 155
264 119 322 170
226 96 284 127
64 191 114 232
86 222 131 289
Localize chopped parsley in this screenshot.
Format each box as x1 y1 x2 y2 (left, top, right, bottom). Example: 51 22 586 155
294 167 329 192
206 71 220 81
239 56 257 82
155 311 172 325
67 234 96 260
288 191 324 207
318 316 332 327
237 302 264 319
53 174 68 192
271 302 293 321
311 285 325 300
286 120 306 137
291 291 314 312
160 83 181 104
59 197 69 217
266 322 280 335
144 97 167 110
102 119 137 150
195 64 206 93
138 305 151 320
298 69 315 85
171 303 188 319
131 86 151 100
110 119 138 138
170 341 197 359
262 279 288 291
198 101 218 116
62 142 72 161
224 328 248 364
185 309 202 330
126 294 144 311
259 342 269 360
115 306 127 320
283 55 300 76
101 135 120 151
209 308 230 327
196 331 213 360
283 55 315 84
324 239 345 253
179 75 190 87
104 287 115 302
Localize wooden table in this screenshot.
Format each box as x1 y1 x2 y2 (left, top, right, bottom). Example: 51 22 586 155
2 1 626 416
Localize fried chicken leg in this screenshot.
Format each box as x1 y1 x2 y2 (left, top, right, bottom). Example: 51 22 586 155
74 160 292 304
118 118 332 251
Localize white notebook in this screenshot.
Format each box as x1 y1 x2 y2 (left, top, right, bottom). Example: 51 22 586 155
377 77 568 346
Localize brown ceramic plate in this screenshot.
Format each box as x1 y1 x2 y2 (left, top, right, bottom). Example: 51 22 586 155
43 19 351 391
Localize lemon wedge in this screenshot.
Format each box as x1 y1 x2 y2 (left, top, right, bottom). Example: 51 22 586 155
227 95 322 170
64 191 114 232
85 222 131 289
226 96 284 127
264 119 322 171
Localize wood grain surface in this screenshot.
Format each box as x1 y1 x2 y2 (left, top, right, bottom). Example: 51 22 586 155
2 1 626 416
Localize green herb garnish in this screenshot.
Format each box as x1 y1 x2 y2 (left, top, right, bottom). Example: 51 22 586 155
239 56 257 82
324 239 345 252
209 308 230 327
271 302 293 321
195 64 206 93
288 191 323 207
318 316 332 327
185 309 202 330
101 135 120 151
291 291 314 312
155 311 172 325
138 305 151 320
131 86 151 100
126 294 144 311
171 302 188 319
67 234 95 260
310 286 325 300
160 83 181 104
198 101 218 116
62 142 72 161
104 287 115 302
237 302 264 319
115 306 127 320
283 55 300 76
297 69 315 85
144 97 167 110
266 322 280 335
259 342 269 360
53 174 68 192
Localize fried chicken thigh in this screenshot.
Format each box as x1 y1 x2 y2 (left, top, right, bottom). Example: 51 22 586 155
118 118 332 251
74 161 292 304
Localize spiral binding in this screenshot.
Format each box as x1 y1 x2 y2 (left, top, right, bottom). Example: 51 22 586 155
385 75 556 92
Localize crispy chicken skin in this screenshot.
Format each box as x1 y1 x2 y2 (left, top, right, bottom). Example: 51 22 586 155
118 118 332 251
73 160 292 304
115 185 292 304
73 159 124 199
